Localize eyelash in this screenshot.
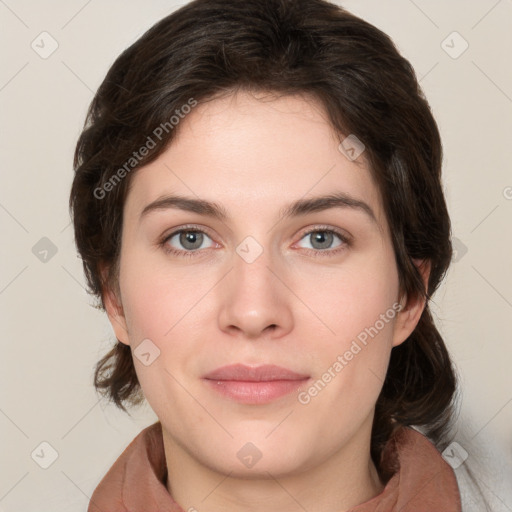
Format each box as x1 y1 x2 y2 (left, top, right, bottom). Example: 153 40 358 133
159 224 351 259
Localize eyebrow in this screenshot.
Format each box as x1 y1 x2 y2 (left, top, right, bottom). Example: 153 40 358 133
139 192 378 226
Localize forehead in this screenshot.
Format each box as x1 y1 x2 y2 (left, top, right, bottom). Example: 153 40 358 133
124 91 386 229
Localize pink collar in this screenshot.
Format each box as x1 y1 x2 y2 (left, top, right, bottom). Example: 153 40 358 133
88 422 461 512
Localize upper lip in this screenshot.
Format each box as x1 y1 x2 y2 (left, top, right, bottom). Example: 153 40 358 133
203 364 309 382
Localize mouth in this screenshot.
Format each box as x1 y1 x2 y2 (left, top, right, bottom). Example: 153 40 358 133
202 364 311 404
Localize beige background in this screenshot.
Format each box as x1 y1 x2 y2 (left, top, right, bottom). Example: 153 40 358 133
1 1 511 510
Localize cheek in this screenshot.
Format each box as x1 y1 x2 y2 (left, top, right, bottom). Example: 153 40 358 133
296 249 400 405
119 250 198 341
118 251 216 398
299 246 400 347
296 301 398 449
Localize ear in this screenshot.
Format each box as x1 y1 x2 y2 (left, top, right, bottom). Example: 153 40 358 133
100 263 130 346
391 259 431 348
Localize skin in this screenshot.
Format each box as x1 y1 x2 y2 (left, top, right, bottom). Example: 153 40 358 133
103 90 429 512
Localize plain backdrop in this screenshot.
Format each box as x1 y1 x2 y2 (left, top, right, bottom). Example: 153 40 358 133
1 1 511 511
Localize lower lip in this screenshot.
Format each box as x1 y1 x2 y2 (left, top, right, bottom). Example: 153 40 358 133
204 379 310 404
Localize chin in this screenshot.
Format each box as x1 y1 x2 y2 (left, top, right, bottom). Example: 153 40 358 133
194 435 316 478
211 454 308 479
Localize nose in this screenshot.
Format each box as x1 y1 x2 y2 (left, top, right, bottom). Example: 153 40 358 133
217 244 293 340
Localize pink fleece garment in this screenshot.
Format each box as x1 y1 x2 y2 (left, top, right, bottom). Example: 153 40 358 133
88 422 461 512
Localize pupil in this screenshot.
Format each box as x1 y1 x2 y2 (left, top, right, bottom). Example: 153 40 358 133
181 231 202 249
313 232 331 249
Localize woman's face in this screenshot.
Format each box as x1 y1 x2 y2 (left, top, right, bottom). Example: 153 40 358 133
105 91 425 477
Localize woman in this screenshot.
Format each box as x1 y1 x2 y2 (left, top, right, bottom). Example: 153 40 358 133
70 0 463 510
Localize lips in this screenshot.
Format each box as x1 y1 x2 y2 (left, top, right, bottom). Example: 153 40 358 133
203 364 309 382
203 364 310 404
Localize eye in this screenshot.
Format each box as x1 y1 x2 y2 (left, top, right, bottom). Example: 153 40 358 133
160 225 351 258
295 227 350 257
161 227 216 257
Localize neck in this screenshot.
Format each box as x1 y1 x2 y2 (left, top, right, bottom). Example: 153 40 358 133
163 421 384 512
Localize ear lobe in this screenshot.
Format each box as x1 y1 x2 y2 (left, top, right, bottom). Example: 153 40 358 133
100 264 130 346
391 259 431 348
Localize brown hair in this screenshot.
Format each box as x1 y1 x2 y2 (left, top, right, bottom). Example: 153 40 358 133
70 0 457 482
